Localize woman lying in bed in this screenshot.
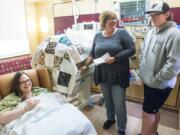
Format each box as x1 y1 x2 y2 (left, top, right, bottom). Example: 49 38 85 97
0 72 41 124
0 72 96 135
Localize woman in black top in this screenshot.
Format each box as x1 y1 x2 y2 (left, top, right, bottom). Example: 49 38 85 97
80 10 135 135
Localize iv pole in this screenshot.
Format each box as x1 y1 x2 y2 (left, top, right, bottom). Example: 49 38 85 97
72 0 78 30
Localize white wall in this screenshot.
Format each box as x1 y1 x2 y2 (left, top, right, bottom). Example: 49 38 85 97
53 2 72 17
53 0 116 17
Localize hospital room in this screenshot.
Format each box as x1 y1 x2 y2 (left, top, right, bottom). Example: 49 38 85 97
0 0 180 135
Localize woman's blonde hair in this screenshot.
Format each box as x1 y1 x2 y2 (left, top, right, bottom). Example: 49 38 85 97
99 10 118 30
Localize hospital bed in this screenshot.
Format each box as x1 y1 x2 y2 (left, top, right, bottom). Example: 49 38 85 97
0 68 97 135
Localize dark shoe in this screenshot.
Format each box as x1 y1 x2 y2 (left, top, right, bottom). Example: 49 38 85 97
103 120 116 129
118 130 126 135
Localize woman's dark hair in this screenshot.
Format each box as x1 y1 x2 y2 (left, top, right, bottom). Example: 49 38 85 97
11 72 32 96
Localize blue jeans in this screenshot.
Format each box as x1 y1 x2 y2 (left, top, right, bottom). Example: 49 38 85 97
100 83 127 131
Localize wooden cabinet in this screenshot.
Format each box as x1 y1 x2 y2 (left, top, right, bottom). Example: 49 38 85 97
130 36 143 69
164 75 180 110
91 77 180 110
126 75 180 110
126 85 144 102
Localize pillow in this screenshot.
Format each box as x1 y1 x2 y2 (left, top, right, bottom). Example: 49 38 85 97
36 68 52 90
0 93 21 114
0 92 2 100
0 87 49 114
0 69 40 97
32 87 50 96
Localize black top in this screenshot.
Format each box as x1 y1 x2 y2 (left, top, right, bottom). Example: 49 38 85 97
90 28 135 88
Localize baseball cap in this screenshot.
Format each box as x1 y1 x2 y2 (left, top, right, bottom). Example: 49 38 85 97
145 2 169 14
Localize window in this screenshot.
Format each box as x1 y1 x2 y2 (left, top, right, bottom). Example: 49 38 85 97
0 0 30 59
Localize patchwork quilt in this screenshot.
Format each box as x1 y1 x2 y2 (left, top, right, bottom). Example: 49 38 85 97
31 37 80 95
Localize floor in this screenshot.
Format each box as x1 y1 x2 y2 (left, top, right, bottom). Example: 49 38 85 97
126 101 179 129
82 101 179 135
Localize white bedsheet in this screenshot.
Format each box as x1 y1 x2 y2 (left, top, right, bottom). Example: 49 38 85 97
0 93 97 135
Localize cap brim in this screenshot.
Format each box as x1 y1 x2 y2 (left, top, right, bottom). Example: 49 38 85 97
145 10 163 14
145 11 153 14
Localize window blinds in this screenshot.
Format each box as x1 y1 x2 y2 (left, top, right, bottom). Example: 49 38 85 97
0 0 30 59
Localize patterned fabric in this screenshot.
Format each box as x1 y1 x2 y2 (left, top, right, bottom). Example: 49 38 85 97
59 36 72 46
37 50 45 65
54 56 63 69
0 55 32 75
45 42 57 54
0 93 21 114
58 71 71 87
31 39 78 95
0 87 49 114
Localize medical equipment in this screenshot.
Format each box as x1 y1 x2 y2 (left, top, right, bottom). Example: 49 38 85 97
72 21 100 31
72 63 95 109
88 93 104 107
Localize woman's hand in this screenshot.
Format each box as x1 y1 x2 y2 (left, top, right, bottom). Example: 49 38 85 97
25 98 40 111
105 56 115 64
79 56 93 75
79 65 88 75
0 98 40 124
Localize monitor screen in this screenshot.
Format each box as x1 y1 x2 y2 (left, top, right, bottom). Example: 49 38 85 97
84 24 93 30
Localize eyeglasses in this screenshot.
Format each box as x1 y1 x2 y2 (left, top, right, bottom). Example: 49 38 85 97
19 78 31 85
107 18 117 22
149 12 162 17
